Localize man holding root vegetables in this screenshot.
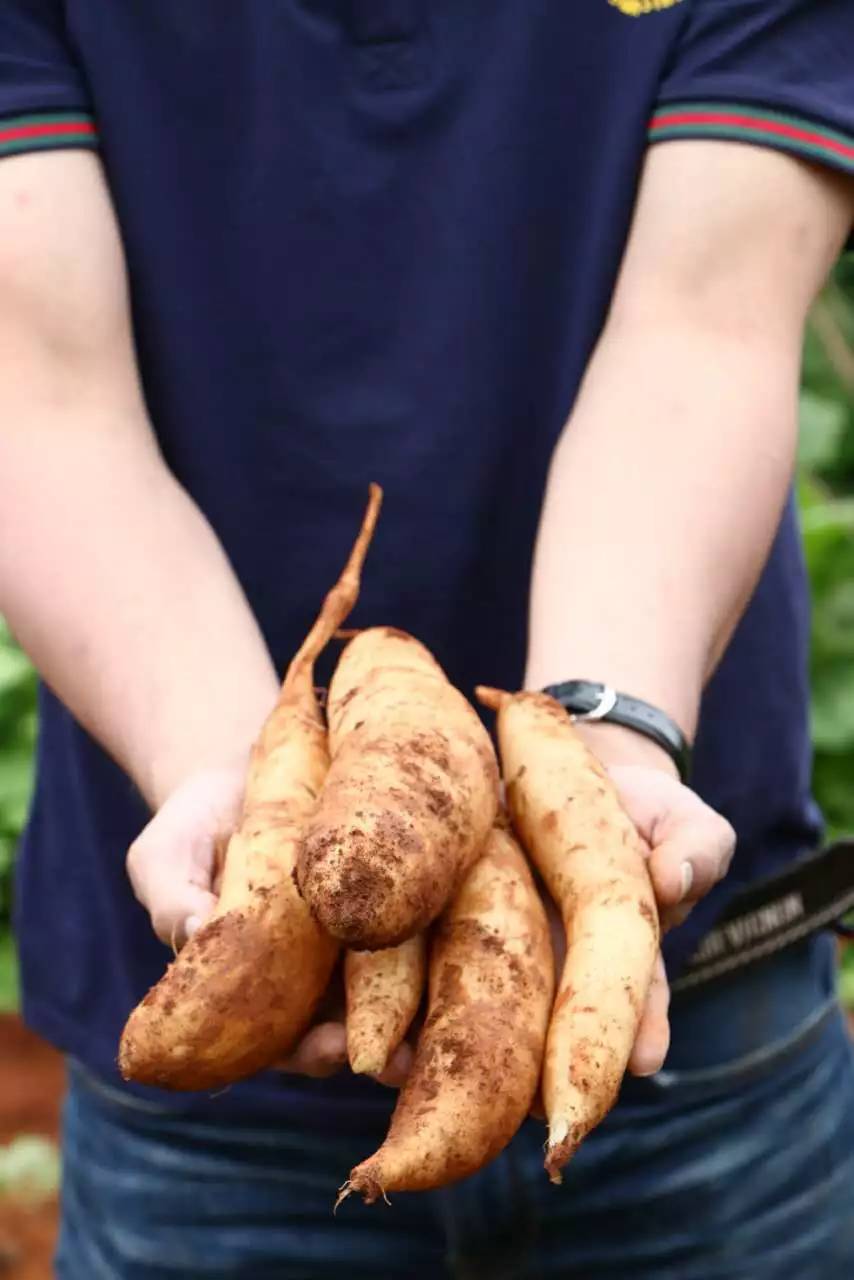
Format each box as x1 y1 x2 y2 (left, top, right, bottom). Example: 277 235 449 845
1 0 854 1275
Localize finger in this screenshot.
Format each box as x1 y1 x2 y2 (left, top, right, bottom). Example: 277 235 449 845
370 1041 414 1089
628 954 671 1078
647 808 735 911
660 901 693 934
127 803 220 947
148 883 218 951
276 1022 347 1079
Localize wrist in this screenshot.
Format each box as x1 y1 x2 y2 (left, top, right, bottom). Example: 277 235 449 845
573 720 680 779
527 675 694 781
144 752 251 813
140 675 280 810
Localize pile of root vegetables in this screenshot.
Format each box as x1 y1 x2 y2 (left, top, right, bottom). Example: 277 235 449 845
119 487 659 1198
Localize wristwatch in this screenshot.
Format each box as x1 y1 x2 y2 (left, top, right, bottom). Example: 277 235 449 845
541 679 692 783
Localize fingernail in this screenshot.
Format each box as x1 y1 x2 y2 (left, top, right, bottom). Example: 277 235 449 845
679 862 694 902
185 915 202 939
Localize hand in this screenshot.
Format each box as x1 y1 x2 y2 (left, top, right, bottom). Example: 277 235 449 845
126 766 413 1086
275 1017 414 1088
126 764 245 949
272 961 415 1086
606 756 735 1077
537 753 734 1088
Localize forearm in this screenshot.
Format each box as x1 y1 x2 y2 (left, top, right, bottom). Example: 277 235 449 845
525 141 853 767
0 406 278 809
525 316 801 748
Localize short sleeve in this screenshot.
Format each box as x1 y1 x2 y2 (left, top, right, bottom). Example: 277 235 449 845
0 0 98 160
649 0 854 179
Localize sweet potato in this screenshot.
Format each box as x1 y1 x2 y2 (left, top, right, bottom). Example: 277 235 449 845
118 486 382 1091
340 824 553 1202
297 628 499 948
345 935 426 1076
477 688 659 1183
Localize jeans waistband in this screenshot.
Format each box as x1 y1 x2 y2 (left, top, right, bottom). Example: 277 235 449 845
618 930 839 1106
669 929 835 1064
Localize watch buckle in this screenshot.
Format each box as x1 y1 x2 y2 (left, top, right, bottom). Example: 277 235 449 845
570 685 618 723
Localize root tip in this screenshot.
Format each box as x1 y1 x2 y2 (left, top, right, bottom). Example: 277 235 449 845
544 1116 580 1184
348 1052 388 1078
475 686 510 712
348 1169 389 1207
549 1117 569 1147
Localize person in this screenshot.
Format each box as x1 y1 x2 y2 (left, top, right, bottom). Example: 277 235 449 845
1 1 853 1276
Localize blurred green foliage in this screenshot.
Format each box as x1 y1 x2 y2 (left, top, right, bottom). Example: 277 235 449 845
0 618 36 1010
0 270 852 1013
0 1135 60 1203
799 260 854 838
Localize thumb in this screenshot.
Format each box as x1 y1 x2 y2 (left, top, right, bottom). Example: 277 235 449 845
129 854 217 950
126 785 227 950
611 766 735 914
646 802 735 911
151 884 218 953
628 953 671 1077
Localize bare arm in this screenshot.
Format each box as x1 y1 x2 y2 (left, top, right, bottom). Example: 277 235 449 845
527 142 853 756
525 144 852 1073
0 151 278 809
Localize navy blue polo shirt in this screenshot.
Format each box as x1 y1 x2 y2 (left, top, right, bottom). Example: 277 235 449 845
4 1 854 1120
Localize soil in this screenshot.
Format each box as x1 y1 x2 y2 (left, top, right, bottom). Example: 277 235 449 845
0 1016 64 1280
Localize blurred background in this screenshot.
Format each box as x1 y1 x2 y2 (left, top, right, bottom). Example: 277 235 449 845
1 263 853 1273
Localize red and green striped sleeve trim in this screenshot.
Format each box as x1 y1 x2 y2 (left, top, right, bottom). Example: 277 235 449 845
0 112 98 160
649 103 854 176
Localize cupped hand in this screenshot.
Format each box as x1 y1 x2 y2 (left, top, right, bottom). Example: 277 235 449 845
276 761 734 1088
125 764 245 950
125 765 413 1086
606 762 735 1076
275 1018 414 1087
271 962 415 1086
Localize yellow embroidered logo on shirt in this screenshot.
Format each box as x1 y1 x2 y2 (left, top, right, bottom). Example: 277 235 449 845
609 0 685 15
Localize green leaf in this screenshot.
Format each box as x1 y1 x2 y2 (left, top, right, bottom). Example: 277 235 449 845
811 665 854 752
0 1136 60 1202
0 750 34 836
811 579 854 660
800 496 854 537
0 644 32 692
798 391 847 471
0 931 19 1013
812 751 854 837
0 836 14 924
839 946 854 1010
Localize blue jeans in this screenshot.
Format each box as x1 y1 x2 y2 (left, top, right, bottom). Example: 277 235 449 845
56 936 854 1279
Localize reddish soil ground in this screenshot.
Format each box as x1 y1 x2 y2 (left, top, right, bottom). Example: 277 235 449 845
0 1016 64 1280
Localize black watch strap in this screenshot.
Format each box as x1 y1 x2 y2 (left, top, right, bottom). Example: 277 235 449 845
541 679 692 783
